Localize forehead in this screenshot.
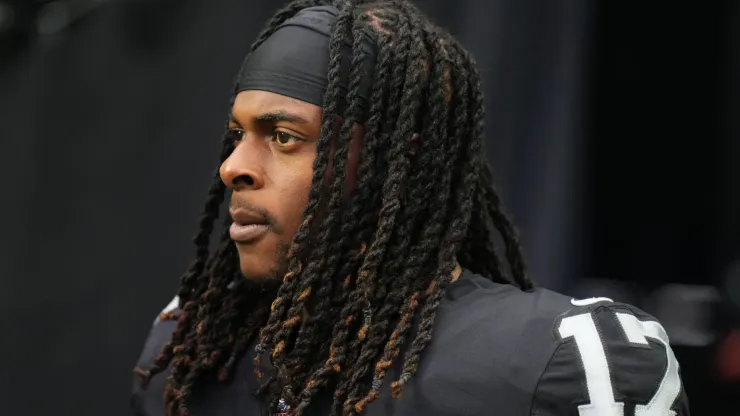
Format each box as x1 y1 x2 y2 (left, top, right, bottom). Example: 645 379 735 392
231 90 322 123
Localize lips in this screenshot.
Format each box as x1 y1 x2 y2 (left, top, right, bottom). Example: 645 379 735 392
229 209 270 243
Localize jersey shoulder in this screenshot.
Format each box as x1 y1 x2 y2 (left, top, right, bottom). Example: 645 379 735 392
531 297 690 416
438 273 579 362
130 296 180 416
438 273 689 415
422 275 577 412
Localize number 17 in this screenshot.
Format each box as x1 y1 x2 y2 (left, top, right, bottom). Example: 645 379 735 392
558 311 682 416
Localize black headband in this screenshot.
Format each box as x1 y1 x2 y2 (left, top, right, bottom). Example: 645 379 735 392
236 6 378 121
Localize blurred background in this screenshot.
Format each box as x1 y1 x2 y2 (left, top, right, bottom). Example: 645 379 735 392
0 0 738 414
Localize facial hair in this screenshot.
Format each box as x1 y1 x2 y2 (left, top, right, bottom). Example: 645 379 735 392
239 240 291 300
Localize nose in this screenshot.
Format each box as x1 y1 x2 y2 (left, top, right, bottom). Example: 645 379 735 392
219 140 265 191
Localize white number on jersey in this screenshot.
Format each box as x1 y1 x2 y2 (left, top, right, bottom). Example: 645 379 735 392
557 310 682 416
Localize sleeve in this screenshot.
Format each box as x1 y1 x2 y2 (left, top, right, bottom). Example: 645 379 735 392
130 296 180 416
530 298 690 416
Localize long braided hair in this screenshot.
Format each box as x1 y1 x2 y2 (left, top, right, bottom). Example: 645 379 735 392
134 1 532 415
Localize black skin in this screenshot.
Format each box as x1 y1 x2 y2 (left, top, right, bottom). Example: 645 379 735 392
223 90 450 282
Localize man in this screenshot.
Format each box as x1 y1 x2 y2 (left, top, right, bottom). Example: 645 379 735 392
131 1 690 415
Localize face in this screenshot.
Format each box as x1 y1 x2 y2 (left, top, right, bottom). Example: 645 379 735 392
221 90 363 280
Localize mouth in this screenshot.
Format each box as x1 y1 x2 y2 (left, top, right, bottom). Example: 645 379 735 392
229 208 270 243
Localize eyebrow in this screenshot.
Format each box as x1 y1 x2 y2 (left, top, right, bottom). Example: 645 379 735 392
230 110 310 126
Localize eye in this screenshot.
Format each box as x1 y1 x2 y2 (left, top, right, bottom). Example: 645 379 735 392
226 128 244 143
273 131 302 146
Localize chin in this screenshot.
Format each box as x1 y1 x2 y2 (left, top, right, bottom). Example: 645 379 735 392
234 239 290 282
237 253 275 280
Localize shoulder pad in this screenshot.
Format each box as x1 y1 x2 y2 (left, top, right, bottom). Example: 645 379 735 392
130 296 180 416
153 295 180 326
532 298 690 415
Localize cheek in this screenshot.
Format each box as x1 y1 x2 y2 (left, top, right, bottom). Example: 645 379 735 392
275 161 313 234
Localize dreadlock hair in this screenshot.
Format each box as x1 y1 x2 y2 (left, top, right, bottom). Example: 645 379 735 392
134 0 533 415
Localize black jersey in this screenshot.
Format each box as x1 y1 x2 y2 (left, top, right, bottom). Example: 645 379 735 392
131 270 690 415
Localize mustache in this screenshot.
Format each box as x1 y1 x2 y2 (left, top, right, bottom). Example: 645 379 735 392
228 197 281 232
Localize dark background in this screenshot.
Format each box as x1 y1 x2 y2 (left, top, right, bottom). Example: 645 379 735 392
1 0 738 414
